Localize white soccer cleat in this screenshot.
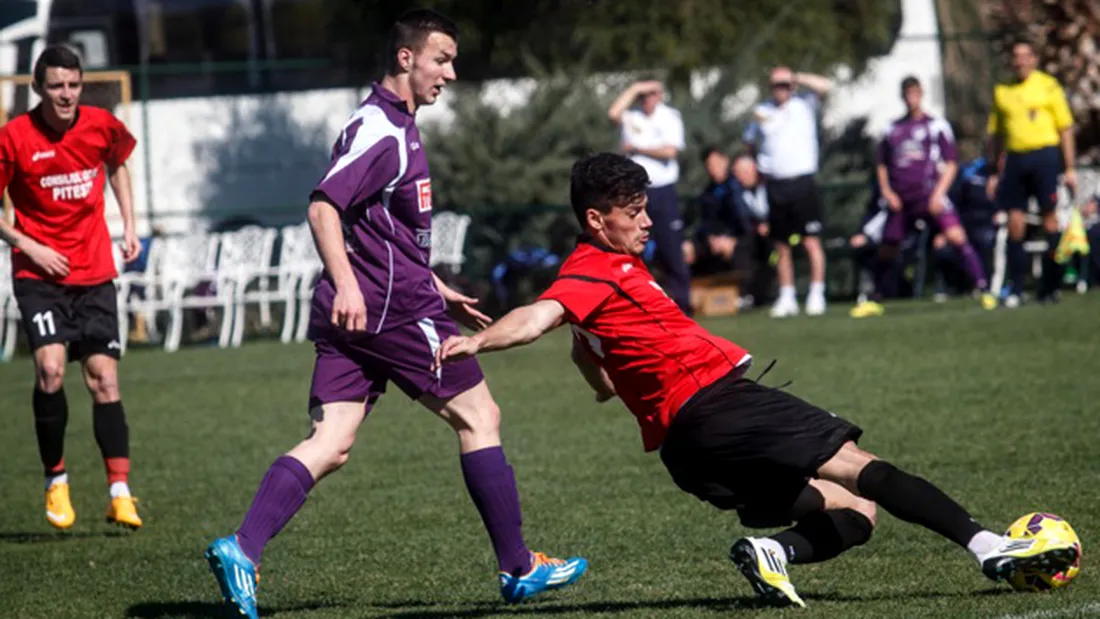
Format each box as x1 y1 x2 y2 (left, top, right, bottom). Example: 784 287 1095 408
729 538 806 608
980 535 1080 583
769 297 800 319
805 295 827 316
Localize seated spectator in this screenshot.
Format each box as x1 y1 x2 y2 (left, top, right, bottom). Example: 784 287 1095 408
686 147 743 275
729 153 775 306
685 148 773 308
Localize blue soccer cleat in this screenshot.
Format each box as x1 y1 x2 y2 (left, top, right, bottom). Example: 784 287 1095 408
205 536 259 619
499 551 588 603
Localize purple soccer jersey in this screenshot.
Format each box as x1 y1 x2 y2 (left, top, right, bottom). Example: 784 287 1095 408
877 113 957 207
311 83 445 334
307 83 483 407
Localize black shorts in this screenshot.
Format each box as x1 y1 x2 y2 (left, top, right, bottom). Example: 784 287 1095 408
660 371 862 528
765 174 825 242
13 278 121 361
997 147 1062 214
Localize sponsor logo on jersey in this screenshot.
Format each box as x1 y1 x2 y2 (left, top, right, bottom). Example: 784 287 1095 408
39 168 98 202
416 179 432 213
409 141 421 151
32 150 56 162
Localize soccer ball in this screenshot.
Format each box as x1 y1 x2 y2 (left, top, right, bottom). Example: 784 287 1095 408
1004 512 1082 592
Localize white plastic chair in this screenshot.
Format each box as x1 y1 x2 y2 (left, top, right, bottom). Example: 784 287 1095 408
111 243 141 355
0 241 19 361
140 233 231 353
430 212 472 274
278 221 323 344
218 226 279 347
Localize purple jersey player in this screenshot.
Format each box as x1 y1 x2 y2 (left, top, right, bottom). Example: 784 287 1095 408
203 10 586 618
851 76 995 318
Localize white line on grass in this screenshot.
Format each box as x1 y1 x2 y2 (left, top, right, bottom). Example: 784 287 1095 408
996 603 1100 619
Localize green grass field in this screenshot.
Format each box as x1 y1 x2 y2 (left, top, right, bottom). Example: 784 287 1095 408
1 296 1098 619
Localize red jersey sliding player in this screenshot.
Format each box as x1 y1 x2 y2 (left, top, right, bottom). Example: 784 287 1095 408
435 152 1077 608
0 45 142 530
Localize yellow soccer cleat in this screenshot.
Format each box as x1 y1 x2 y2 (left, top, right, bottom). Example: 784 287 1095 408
46 483 76 530
730 538 806 608
980 292 998 311
105 496 143 530
849 300 885 319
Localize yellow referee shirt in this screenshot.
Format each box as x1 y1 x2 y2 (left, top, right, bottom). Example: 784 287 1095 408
987 70 1073 153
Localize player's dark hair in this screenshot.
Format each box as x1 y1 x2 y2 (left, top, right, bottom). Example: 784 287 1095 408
900 75 920 92
387 8 459 75
700 145 725 163
570 153 650 227
33 45 83 86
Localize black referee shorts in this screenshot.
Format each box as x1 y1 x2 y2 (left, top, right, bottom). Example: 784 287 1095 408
13 278 122 361
660 370 862 528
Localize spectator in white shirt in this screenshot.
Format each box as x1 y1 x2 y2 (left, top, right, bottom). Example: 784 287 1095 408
744 67 832 318
608 79 691 315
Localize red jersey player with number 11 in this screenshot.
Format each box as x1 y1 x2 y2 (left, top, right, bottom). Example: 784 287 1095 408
0 45 143 530
436 152 1078 608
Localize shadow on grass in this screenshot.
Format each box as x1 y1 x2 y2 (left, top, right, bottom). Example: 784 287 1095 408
0 530 129 544
371 588 1017 618
371 596 768 618
803 588 1016 603
126 600 344 618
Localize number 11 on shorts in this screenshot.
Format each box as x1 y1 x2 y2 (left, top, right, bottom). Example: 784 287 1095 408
32 310 56 337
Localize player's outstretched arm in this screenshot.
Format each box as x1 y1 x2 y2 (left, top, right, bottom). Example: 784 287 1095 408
107 164 140 262
432 271 492 330
308 197 366 331
570 337 616 403
435 300 565 368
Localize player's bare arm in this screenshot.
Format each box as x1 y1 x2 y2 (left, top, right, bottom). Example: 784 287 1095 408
876 163 901 211
793 71 833 96
0 215 70 277
432 271 492 330
607 80 661 124
434 299 565 369
1060 126 1077 194
929 160 957 215
570 337 616 403
307 196 366 331
624 144 678 162
107 163 140 262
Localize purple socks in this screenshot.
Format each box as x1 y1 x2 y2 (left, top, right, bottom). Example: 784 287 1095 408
233 449 531 575
461 446 532 576
957 242 989 290
235 455 315 566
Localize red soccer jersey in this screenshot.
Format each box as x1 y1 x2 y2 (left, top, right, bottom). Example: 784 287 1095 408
0 105 136 285
538 238 751 452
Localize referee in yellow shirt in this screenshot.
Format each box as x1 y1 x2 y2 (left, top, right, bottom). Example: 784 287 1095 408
986 38 1076 306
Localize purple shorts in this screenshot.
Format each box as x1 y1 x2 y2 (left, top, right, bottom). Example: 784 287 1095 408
306 309 484 411
882 195 962 245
